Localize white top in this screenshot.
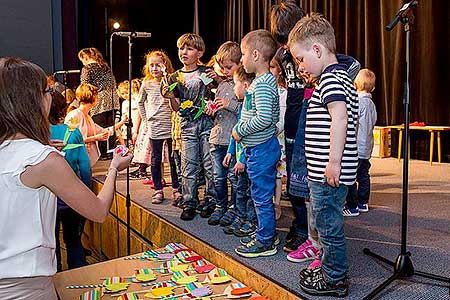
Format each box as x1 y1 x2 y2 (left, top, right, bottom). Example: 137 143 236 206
120 95 140 139
0 139 59 278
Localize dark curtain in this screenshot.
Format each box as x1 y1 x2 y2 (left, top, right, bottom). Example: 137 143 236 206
224 0 450 161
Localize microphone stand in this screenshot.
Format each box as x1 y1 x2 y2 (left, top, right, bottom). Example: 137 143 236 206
362 3 450 299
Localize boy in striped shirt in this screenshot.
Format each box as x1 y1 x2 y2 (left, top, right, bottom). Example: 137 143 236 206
232 30 280 258
288 13 358 297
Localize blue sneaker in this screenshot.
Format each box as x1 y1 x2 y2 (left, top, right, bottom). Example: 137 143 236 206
233 221 256 237
223 217 242 234
235 239 277 258
358 203 369 212
219 209 237 226
208 209 225 225
343 207 359 217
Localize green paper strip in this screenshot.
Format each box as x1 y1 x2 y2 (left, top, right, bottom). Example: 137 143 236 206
168 82 178 92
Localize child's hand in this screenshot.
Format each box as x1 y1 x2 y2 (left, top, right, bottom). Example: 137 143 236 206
214 97 230 110
161 84 175 99
233 161 245 175
324 162 341 187
223 153 232 168
232 127 241 142
98 131 110 141
132 131 138 144
205 69 221 83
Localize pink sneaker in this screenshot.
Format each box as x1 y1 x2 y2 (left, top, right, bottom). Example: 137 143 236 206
286 239 319 263
307 251 322 269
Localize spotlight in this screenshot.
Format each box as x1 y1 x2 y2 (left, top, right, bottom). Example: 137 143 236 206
113 21 120 30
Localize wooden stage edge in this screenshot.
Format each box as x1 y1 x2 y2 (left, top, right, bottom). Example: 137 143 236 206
84 179 302 300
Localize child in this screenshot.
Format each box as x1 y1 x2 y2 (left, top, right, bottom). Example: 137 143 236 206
288 13 358 296
65 83 127 166
206 41 241 226
49 91 91 271
343 69 377 216
269 57 288 220
162 33 217 220
138 50 182 204
223 66 257 237
232 29 280 258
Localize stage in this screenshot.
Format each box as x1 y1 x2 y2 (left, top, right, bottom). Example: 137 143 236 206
84 157 450 300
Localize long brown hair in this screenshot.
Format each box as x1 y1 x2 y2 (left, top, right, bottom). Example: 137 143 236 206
0 57 50 145
78 47 107 66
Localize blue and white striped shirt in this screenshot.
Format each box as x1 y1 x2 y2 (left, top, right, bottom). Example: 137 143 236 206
235 72 279 148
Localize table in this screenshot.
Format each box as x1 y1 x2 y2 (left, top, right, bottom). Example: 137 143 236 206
54 247 263 300
388 125 450 165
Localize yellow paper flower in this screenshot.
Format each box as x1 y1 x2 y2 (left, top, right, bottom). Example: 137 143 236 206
67 116 80 131
176 72 184 85
180 100 193 110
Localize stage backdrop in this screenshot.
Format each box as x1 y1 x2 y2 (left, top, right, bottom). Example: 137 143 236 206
223 0 450 161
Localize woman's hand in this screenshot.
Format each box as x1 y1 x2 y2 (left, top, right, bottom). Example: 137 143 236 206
110 149 133 171
49 139 65 151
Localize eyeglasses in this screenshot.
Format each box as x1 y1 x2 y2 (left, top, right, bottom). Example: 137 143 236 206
44 86 54 94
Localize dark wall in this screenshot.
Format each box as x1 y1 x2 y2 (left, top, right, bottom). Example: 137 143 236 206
0 0 54 73
78 0 226 83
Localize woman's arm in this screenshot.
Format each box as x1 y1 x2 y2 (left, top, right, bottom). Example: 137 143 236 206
21 151 132 222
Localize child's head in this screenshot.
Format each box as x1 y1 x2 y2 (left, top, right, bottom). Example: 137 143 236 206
76 83 98 105
143 50 174 81
233 66 255 100
49 91 67 125
269 57 286 88
270 0 306 45
131 78 141 95
354 68 376 93
288 13 336 78
215 41 241 79
240 29 278 73
0 57 50 145
78 47 107 66
117 80 129 100
176 33 205 67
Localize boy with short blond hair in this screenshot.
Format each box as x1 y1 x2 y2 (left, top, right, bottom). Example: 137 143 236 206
344 68 377 216
207 41 241 226
163 33 217 221
232 29 280 258
288 13 358 297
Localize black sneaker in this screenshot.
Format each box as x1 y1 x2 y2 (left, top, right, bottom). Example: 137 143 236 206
200 204 215 218
235 239 277 258
299 266 322 280
285 226 296 243
299 268 348 297
207 209 225 225
233 221 256 237
180 207 196 221
219 209 237 226
240 233 280 246
283 235 307 253
130 170 147 180
223 218 243 235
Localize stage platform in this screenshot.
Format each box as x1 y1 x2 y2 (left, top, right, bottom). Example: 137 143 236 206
84 158 450 300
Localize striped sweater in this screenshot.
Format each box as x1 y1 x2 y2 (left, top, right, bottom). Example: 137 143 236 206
235 72 279 148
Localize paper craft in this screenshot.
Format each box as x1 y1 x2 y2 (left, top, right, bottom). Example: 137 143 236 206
193 97 206 120
66 284 103 289
191 260 216 274
248 296 268 300
199 73 213 85
79 288 103 300
223 282 253 298
144 286 174 298
103 277 131 293
168 82 178 92
203 268 231 284
114 145 129 156
184 282 212 297
180 100 193 110
116 292 139 300
206 100 217 112
155 260 192 273
140 279 177 288
175 250 202 263
133 269 157 282
61 117 84 151
171 271 198 285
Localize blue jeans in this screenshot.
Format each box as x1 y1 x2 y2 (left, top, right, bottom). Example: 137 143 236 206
309 180 348 283
55 206 86 271
346 159 371 208
181 117 216 208
285 139 308 239
150 138 180 191
210 144 238 210
235 170 257 224
244 136 280 246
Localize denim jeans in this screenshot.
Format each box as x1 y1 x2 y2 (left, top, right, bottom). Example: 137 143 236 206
173 150 182 183
55 206 86 271
285 139 308 239
210 144 238 210
346 159 371 208
244 136 280 246
181 117 216 208
309 180 348 283
235 170 257 224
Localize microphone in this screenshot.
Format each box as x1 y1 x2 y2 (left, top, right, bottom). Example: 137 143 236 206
114 31 152 38
54 70 80 75
386 0 418 31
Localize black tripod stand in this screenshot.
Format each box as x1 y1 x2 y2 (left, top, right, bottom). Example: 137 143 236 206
362 1 450 299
